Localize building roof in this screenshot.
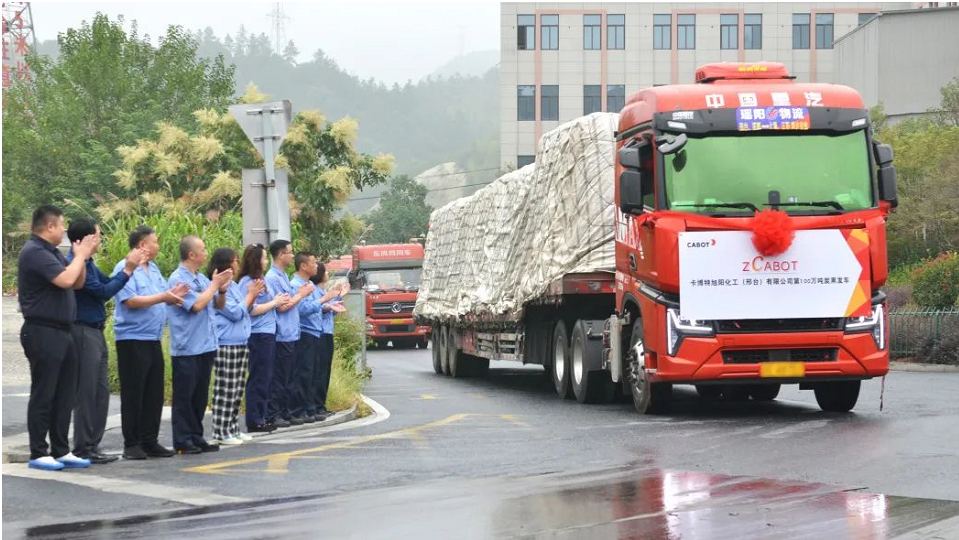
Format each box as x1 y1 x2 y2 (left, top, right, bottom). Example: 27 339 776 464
835 6 959 45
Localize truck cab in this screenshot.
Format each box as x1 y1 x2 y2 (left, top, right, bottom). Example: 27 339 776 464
613 62 898 413
352 244 432 349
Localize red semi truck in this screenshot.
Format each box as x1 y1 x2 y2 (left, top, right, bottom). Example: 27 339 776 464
351 244 431 349
422 62 897 413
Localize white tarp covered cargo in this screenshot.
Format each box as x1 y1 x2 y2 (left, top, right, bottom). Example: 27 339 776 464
414 113 619 326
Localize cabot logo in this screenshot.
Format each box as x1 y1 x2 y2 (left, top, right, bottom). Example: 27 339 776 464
742 256 799 273
686 239 717 248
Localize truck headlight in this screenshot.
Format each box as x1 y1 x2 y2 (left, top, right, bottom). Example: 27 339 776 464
666 308 714 356
845 304 885 350
366 322 374 330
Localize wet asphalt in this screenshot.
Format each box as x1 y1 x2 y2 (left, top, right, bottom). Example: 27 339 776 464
4 345 959 538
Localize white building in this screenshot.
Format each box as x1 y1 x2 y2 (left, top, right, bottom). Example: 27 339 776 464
500 2 914 169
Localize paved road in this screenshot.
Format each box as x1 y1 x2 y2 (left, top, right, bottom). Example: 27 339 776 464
4 346 959 538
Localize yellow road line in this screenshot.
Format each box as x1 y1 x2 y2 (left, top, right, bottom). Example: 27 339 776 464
184 414 470 475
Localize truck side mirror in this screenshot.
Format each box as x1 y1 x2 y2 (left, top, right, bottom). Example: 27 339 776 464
873 142 893 166
618 145 641 169
619 170 645 215
878 165 898 208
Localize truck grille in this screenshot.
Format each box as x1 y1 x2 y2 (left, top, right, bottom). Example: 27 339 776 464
380 325 415 333
372 302 416 314
722 348 838 364
716 318 843 334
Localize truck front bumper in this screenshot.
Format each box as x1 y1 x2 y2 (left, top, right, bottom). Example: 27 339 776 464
366 317 432 339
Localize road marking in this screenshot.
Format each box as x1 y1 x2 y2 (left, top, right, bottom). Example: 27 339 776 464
758 419 830 439
416 394 438 400
2 463 247 506
254 395 391 445
185 414 471 475
1 393 30 398
470 393 486 399
499 414 529 427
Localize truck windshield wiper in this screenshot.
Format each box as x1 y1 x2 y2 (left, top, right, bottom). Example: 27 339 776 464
673 202 760 212
765 200 844 211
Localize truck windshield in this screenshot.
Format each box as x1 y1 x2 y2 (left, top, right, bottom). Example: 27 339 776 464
663 131 872 214
364 268 423 291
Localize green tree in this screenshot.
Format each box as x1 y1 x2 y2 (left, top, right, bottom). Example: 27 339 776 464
363 175 432 244
2 13 234 250
105 85 394 257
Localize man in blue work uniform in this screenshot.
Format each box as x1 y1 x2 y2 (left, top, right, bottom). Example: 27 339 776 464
67 218 146 464
265 240 313 428
167 236 232 454
113 226 187 460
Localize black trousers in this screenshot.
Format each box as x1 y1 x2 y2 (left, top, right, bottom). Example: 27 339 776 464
171 352 215 449
315 334 335 414
246 333 276 428
116 340 165 448
267 340 296 422
291 333 321 418
71 325 110 455
21 322 78 460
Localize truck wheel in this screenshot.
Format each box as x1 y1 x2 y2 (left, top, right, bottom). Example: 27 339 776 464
447 328 469 379
815 381 860 412
695 385 724 400
431 330 443 374
749 384 781 402
628 318 670 414
439 326 451 376
570 320 615 404
551 322 572 399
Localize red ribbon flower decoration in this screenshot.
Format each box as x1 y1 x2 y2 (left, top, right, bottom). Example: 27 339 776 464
751 209 794 256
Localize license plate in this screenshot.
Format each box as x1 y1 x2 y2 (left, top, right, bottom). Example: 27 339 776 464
760 362 805 378
390 319 407 325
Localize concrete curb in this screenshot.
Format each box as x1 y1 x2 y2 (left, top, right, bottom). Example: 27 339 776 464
2 395 383 463
889 361 959 373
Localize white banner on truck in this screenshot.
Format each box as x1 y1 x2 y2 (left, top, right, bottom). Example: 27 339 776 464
679 230 863 320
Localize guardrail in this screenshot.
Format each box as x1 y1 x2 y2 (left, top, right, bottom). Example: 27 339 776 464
889 308 959 362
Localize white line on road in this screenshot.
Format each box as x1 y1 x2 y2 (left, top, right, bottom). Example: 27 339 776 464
257 395 391 445
2 463 248 506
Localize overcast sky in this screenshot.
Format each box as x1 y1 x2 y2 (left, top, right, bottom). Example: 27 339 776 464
30 2 501 85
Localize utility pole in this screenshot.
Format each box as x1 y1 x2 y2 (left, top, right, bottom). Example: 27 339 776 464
267 3 289 56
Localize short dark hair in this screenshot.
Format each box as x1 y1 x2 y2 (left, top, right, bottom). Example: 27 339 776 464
67 217 97 244
31 205 63 233
311 262 327 285
269 239 291 259
294 251 316 273
207 247 237 280
128 226 155 249
179 236 201 261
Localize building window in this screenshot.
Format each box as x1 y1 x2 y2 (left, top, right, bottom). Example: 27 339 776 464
793 13 810 49
720 14 738 49
518 15 535 50
816 13 834 49
584 14 601 50
857 13 877 26
677 14 695 50
541 85 559 121
654 14 671 49
744 14 762 49
607 85 626 113
518 85 535 121
517 155 535 168
584 85 602 115
541 14 559 50
608 14 625 50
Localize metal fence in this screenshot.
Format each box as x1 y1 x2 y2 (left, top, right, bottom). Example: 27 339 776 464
889 308 959 360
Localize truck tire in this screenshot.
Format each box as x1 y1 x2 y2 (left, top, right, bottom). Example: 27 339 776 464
551 322 572 399
439 326 451 376
695 385 724 400
570 320 615 404
431 330 443 374
814 381 860 412
447 328 469 379
628 318 671 414
749 384 781 401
